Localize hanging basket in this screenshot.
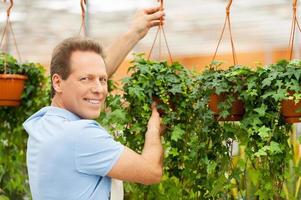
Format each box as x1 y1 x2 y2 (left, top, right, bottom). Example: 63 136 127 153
0 74 27 106
209 93 245 121
281 98 301 124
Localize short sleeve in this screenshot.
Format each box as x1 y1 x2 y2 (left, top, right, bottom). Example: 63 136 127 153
75 121 124 176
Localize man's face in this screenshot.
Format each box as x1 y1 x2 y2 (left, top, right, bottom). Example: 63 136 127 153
56 50 108 119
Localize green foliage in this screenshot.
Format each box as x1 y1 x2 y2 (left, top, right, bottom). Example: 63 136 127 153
99 56 301 199
0 53 50 199
192 64 254 198
237 60 300 199
1 51 299 199
99 54 200 199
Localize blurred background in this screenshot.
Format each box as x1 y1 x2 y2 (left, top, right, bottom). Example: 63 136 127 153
0 0 301 80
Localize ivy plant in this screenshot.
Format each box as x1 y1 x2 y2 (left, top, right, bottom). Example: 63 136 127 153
99 54 201 199
97 57 301 199
237 60 300 199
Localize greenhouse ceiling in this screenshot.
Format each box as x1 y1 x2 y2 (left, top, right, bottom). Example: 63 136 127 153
0 0 300 63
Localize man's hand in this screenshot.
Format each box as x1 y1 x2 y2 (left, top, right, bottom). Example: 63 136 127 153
107 102 165 185
129 6 165 40
147 102 165 137
104 6 165 77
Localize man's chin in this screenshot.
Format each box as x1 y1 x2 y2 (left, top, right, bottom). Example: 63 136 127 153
77 110 101 120
85 112 101 119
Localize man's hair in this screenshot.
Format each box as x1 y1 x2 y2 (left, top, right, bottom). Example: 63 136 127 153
50 37 104 98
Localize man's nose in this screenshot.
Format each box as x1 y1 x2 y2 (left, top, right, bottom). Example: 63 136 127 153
91 81 106 93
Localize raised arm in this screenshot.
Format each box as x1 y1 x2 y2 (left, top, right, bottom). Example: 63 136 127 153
107 103 164 185
104 6 165 77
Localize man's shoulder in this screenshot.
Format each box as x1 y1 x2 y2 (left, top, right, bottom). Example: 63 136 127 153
68 119 102 129
67 119 108 137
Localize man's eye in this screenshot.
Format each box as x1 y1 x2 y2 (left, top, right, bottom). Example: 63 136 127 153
80 77 88 81
100 78 107 82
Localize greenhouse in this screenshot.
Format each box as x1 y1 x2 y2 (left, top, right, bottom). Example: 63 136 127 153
1 0 301 199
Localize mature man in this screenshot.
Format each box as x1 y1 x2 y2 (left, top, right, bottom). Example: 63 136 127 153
23 7 165 200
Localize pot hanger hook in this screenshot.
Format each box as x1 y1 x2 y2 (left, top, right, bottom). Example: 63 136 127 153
80 0 87 18
3 0 14 17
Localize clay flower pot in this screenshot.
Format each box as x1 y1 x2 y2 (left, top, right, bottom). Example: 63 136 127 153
209 93 244 121
0 74 27 106
281 98 301 123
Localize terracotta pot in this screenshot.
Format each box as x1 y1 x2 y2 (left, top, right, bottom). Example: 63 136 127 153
209 93 244 121
0 74 27 107
281 96 301 123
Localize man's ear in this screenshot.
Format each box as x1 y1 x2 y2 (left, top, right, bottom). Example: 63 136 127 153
52 74 63 94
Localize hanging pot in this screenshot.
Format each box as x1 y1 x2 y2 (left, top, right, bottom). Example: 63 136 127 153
209 93 244 121
0 74 27 106
281 93 301 123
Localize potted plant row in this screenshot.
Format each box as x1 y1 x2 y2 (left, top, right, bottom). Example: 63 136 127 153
198 60 301 123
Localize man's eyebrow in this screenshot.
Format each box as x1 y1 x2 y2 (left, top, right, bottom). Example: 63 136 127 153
84 74 108 78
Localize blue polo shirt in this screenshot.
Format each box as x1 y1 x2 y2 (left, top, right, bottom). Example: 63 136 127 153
23 106 124 200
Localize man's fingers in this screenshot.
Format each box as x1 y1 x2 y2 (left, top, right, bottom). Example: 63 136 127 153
149 20 165 28
151 101 158 110
148 11 165 21
144 6 161 14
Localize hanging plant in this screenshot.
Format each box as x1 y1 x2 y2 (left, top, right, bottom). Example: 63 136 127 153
196 62 253 121
0 53 27 107
0 54 50 199
236 61 294 200
271 60 301 123
0 0 28 107
99 54 203 199
121 55 197 169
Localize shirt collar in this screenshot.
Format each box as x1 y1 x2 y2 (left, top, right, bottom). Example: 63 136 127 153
45 106 81 121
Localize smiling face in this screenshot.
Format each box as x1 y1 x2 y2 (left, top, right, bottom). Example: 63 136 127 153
52 50 108 119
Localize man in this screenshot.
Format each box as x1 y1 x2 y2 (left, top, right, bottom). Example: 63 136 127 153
23 6 165 200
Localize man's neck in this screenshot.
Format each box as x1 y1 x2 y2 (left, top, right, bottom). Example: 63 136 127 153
51 95 65 109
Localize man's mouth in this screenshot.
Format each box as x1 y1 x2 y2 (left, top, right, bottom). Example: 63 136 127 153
84 98 101 105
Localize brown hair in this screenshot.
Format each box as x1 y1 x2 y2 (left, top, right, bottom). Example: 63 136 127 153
50 37 104 97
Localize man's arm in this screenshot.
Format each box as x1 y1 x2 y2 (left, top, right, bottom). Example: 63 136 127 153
107 103 164 185
104 6 165 77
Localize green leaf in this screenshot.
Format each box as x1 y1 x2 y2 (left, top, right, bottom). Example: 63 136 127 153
254 104 267 116
254 147 268 157
258 126 270 140
207 161 217 175
262 77 273 87
248 168 260 185
169 84 182 94
171 126 185 142
268 141 282 154
272 89 287 101
0 195 9 200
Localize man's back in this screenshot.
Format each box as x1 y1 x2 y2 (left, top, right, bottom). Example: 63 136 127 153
23 106 124 200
